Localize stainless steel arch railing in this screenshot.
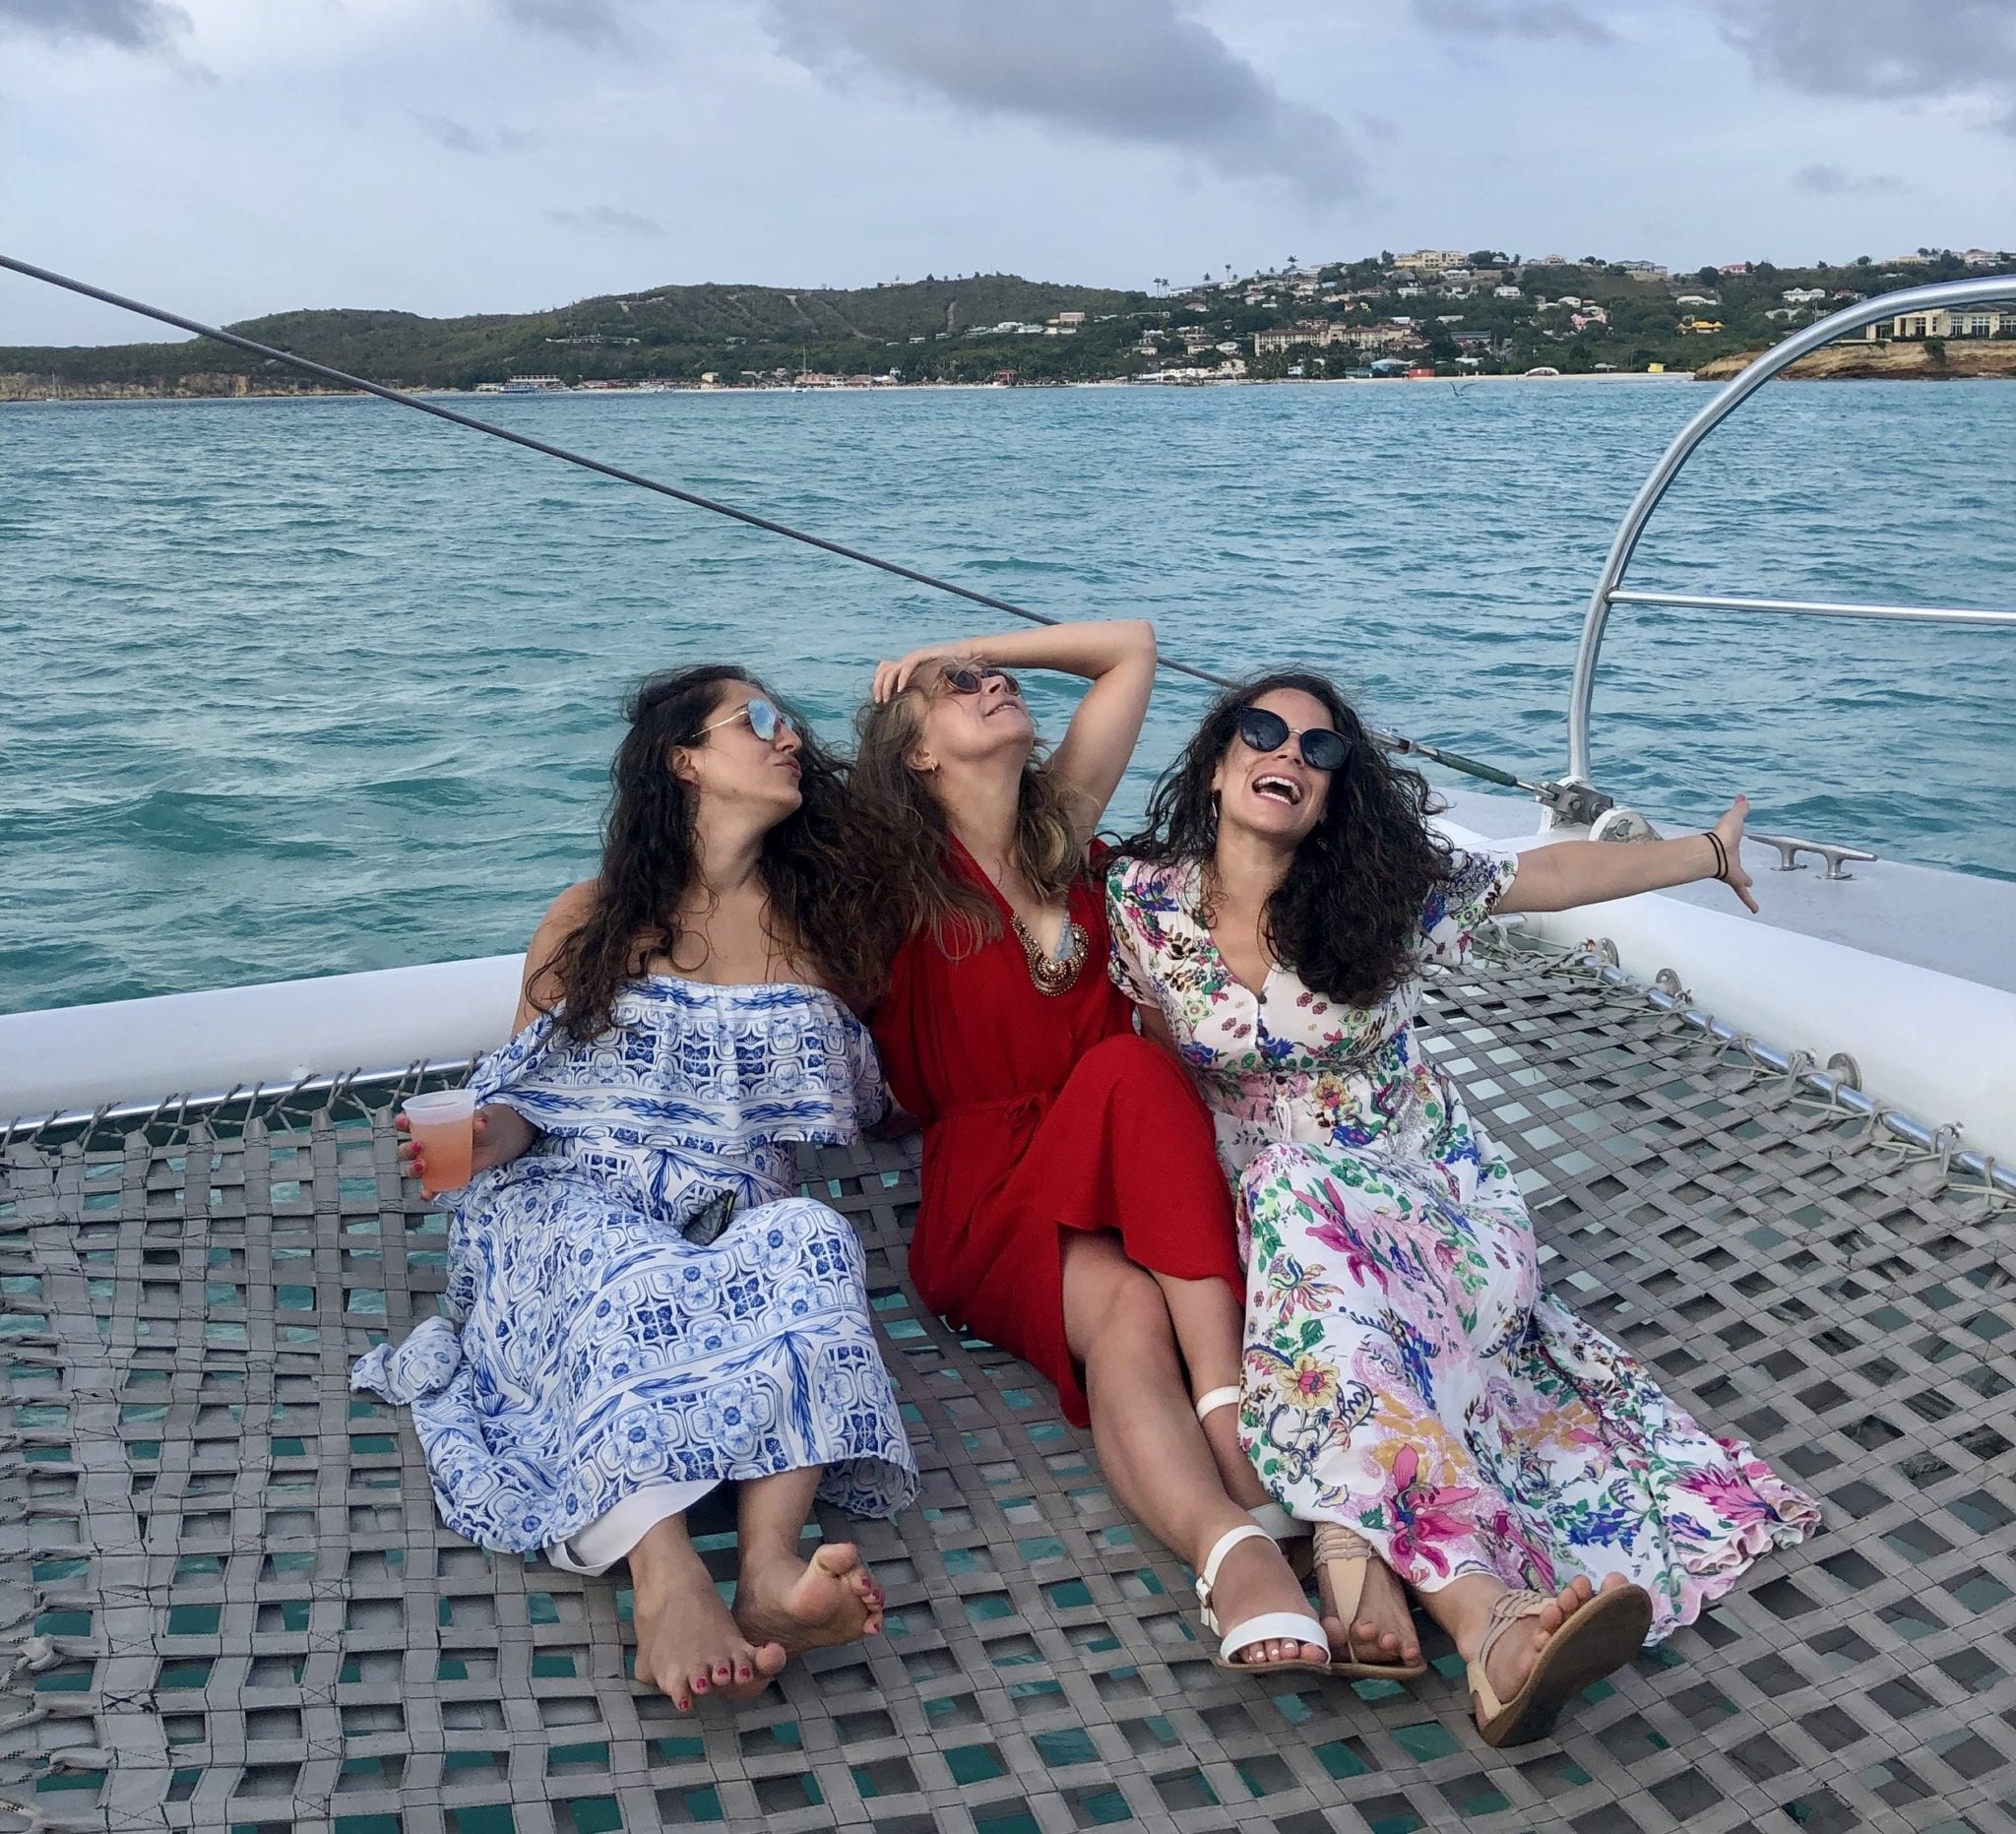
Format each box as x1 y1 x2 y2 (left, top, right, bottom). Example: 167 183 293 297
1564 274 2016 791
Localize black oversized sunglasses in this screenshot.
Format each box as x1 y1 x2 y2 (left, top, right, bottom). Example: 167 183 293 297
1235 706 1352 773
939 664 1022 698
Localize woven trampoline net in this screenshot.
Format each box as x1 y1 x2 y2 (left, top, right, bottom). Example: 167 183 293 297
3 941 2013 1834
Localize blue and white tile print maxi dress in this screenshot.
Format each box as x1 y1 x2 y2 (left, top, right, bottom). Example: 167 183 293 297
352 979 917 1568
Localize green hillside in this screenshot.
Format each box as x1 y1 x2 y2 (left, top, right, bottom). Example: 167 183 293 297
2 249 2007 396
0 274 1146 394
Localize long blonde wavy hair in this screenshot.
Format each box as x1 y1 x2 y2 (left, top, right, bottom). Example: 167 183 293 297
842 668 1084 989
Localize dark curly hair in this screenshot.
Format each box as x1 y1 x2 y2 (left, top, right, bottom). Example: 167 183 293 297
537 664 870 1040
1115 670 1453 1008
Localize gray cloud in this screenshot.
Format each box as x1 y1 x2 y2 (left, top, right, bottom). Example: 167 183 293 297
495 0 633 50
759 0 1363 197
1414 0 1617 48
545 205 663 235
1793 162 1909 196
0 0 188 52
412 112 534 156
1710 0 2016 129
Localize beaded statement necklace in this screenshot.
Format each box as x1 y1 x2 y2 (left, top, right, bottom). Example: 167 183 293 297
956 834 1089 995
1008 908 1089 996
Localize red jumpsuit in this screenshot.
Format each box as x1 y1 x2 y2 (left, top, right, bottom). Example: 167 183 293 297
868 841 1241 1425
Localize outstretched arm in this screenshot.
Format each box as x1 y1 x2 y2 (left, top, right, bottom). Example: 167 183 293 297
1498 796 1758 916
873 619 1158 851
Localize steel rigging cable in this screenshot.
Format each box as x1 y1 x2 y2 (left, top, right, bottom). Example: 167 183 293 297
0 252 1542 796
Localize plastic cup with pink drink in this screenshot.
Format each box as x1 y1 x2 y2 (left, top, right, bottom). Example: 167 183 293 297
402 1090 476 1196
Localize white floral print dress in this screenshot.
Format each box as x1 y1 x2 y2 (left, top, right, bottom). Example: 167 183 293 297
1106 850 1818 1641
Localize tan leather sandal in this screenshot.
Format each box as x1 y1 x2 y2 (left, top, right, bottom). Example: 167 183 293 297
1313 1523 1428 1680
1467 1581 1653 1747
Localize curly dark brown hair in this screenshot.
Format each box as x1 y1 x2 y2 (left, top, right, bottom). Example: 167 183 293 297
538 664 871 1040
1115 670 1453 1008
837 670 1083 992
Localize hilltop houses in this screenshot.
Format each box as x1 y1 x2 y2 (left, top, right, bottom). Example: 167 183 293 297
1253 323 1420 356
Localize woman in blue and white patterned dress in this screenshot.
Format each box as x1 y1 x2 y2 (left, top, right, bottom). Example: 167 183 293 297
353 665 916 1711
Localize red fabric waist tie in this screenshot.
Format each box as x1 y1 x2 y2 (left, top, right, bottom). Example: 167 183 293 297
932 1092 1050 1126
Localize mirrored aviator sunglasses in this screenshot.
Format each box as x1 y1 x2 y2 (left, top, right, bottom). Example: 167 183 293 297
1236 706 1351 773
700 695 795 743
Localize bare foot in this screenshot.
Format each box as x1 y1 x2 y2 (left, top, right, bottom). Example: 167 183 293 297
1320 1548 1421 1669
1474 1573 1631 1723
631 1560 787 1712
734 1541 886 1657
1208 1533 1328 1670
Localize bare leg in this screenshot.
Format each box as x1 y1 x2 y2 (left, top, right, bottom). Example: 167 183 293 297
626 1511 787 1710
1417 1570 1633 1727
1063 1233 1322 1669
1153 1259 1418 1666
731 1466 887 1656
1146 1268 1274 1512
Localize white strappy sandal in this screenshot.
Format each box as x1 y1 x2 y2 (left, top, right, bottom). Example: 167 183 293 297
1194 1386 1310 1553
1195 1522 1332 1674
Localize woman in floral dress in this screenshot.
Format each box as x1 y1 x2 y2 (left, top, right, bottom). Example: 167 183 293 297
1107 669 1819 1745
354 665 916 1714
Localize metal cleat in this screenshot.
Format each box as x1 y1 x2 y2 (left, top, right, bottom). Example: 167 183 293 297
1749 830 1878 880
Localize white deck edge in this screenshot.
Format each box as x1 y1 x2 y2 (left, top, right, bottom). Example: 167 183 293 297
1434 818 2016 1170
3 840 2011 1175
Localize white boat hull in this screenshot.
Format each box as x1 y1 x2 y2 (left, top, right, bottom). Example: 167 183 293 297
1436 819 2016 1167
6 834 2013 1177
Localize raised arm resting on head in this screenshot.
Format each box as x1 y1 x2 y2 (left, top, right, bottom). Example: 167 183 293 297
872 618 1158 854
1496 796 1758 917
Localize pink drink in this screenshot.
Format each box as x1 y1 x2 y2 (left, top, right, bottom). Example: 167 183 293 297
402 1091 476 1196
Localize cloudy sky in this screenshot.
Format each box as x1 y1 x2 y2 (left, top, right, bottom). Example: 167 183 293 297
2 0 2011 346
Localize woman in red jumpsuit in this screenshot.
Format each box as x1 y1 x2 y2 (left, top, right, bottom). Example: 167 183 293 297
845 621 1407 1676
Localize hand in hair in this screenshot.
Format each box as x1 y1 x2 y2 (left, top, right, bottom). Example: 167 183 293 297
868 621 1157 854
872 644 967 703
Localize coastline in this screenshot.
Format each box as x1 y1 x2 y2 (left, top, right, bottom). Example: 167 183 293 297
20 354 2016 405
0 370 1702 406
1693 341 2016 381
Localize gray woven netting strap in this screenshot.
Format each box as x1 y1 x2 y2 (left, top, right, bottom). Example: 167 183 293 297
3 942 2013 1834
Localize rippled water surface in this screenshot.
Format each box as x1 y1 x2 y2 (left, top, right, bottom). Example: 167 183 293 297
4 379 2011 1014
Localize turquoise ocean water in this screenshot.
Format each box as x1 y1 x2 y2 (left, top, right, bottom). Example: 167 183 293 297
3 378 2010 1016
